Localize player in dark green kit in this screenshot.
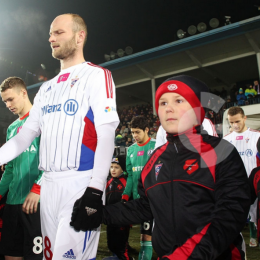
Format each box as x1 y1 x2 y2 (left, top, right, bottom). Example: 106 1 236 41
0 77 43 260
122 116 155 260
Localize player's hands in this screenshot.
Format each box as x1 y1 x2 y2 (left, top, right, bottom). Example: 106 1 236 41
22 192 40 214
70 187 103 232
121 199 127 203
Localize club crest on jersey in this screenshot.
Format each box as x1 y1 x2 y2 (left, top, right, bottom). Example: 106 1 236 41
147 149 153 157
245 137 250 143
71 76 79 88
155 163 163 180
117 184 123 190
167 84 178 91
57 73 70 83
183 159 199 175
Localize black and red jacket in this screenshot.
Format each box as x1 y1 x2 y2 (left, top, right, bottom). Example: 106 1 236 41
103 127 250 260
249 166 260 242
106 174 127 206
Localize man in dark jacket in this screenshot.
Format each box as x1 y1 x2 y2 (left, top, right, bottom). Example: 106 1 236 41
89 75 251 260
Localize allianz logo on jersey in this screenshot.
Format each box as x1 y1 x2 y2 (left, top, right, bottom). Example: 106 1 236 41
239 149 253 157
41 99 79 116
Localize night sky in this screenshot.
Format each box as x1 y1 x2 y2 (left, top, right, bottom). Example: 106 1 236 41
0 0 259 85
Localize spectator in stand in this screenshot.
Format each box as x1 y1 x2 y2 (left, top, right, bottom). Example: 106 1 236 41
236 88 247 106
126 137 133 147
253 80 260 94
230 84 238 103
149 129 156 139
115 134 126 147
220 86 227 99
253 80 260 103
245 84 257 104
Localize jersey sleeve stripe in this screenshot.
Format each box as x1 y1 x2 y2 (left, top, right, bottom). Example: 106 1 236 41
88 62 113 99
209 119 218 137
78 107 97 171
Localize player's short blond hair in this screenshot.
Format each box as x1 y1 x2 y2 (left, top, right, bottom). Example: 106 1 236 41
67 13 88 46
0 77 27 93
227 106 245 117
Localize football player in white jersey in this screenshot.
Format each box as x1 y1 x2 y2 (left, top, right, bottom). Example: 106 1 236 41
155 117 218 148
224 106 260 247
0 14 119 259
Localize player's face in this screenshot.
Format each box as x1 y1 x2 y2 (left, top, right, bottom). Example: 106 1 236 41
49 15 77 60
131 127 149 144
110 163 123 178
158 93 198 134
1 88 26 116
228 114 247 133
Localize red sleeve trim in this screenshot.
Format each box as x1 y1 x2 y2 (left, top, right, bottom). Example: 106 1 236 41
122 194 129 201
31 183 41 195
87 62 113 98
106 178 113 189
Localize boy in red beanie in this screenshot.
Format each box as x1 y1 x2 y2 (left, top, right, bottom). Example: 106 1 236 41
248 137 260 244
91 75 250 260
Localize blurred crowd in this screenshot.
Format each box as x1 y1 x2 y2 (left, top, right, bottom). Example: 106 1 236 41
115 104 160 147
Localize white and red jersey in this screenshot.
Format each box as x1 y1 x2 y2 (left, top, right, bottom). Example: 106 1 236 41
24 62 119 172
202 118 218 137
223 128 260 177
155 118 218 148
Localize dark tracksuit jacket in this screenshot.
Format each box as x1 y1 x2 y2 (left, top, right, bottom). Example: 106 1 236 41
106 174 131 260
248 165 260 242
103 127 251 260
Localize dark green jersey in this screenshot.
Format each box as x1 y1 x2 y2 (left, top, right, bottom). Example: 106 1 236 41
122 138 155 200
0 113 43 205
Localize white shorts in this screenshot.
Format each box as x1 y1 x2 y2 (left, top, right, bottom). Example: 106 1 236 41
41 170 100 260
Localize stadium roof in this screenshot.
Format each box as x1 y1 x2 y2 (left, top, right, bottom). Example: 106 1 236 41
26 15 260 110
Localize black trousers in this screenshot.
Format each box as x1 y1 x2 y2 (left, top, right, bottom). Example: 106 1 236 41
107 225 131 260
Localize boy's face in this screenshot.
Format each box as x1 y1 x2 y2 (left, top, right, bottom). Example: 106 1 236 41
158 92 198 134
110 163 123 178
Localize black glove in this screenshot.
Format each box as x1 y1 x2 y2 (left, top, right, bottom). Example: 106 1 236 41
70 187 103 232
121 199 127 203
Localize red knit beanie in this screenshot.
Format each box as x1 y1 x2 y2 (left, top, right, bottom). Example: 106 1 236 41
155 75 209 124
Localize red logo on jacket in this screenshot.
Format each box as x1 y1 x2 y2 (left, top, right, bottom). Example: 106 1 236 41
183 159 199 174
117 184 123 190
